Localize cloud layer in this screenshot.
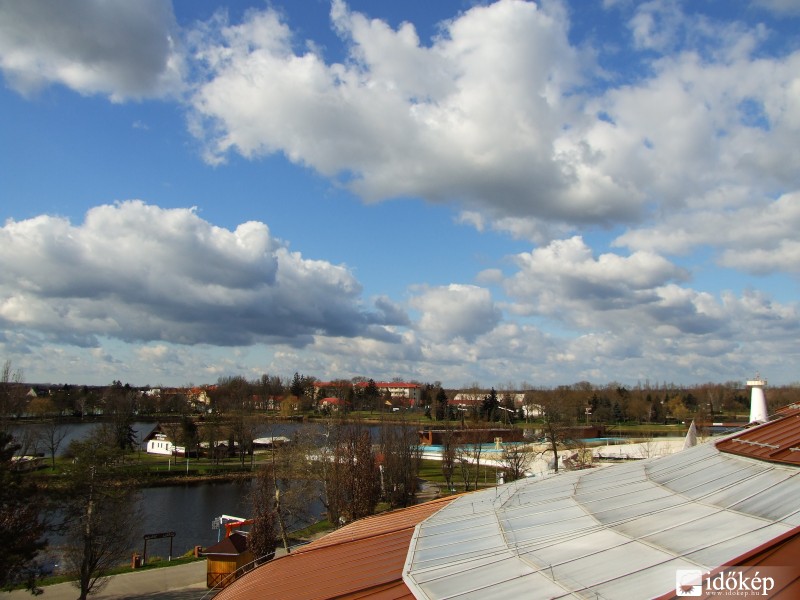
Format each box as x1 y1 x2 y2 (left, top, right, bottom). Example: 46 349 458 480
0 202 402 348
0 0 182 100
1 1 799 386
184 0 800 249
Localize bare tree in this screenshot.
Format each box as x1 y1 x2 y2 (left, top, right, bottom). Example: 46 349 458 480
36 419 68 470
202 414 225 465
248 465 278 565
468 429 485 490
160 420 182 456
0 360 25 422
323 421 379 526
268 432 317 553
453 429 486 491
379 418 421 508
538 387 579 474
230 412 260 467
60 434 141 600
455 438 473 492
563 438 594 470
440 423 457 492
498 443 534 482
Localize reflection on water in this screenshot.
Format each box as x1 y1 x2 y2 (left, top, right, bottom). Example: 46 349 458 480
11 419 374 571
44 479 324 572
138 480 256 555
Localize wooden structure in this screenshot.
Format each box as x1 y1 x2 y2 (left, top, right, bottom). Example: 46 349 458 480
204 531 254 589
418 427 524 446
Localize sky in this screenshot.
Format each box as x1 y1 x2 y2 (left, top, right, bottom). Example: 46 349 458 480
1 0 799 390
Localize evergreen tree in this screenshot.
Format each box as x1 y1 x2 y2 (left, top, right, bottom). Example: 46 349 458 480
435 388 448 421
0 431 47 593
289 372 304 398
480 388 500 421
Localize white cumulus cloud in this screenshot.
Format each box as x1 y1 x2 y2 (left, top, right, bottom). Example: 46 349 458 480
410 284 501 342
0 201 404 347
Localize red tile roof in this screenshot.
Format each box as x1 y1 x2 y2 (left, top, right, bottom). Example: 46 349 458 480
715 404 800 465
214 496 457 600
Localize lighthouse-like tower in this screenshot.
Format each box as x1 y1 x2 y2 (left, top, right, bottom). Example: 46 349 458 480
747 376 768 423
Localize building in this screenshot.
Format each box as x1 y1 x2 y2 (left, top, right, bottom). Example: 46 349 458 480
204 531 254 589
314 381 424 406
418 427 523 446
144 432 185 456
215 403 800 599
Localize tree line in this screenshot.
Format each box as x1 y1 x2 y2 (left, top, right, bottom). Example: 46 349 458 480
4 357 798 425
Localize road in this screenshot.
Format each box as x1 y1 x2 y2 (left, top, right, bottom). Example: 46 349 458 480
6 560 210 600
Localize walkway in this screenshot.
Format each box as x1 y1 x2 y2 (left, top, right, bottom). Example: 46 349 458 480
6 560 209 600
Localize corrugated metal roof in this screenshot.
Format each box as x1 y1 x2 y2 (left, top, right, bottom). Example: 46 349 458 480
215 497 456 600
716 405 800 465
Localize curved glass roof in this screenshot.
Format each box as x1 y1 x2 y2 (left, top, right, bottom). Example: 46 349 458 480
404 442 800 599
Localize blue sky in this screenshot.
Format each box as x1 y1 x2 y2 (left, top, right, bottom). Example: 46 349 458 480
1 0 799 389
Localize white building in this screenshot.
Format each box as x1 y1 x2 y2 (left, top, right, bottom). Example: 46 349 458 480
145 433 185 456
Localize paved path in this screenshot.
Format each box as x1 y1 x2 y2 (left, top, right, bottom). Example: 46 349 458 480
7 561 210 600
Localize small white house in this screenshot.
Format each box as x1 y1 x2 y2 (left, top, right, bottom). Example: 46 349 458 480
146 433 185 456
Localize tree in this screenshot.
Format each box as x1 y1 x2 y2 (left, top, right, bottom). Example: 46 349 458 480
454 433 475 492
364 379 380 413
480 388 500 421
498 443 534 482
454 429 485 491
258 374 285 410
500 390 516 424
379 419 421 508
0 431 47 593
36 418 69 470
103 387 138 460
202 413 225 465
160 420 182 457
538 387 579 474
268 432 318 552
248 465 278 565
289 372 305 398
323 421 379 526
60 434 141 600
231 410 259 467
0 360 25 421
439 423 457 492
179 416 200 459
434 387 449 421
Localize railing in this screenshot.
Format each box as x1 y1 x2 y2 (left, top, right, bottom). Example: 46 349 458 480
199 541 311 599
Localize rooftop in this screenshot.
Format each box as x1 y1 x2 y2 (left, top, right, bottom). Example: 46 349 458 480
216 497 457 600
217 406 800 599
715 404 800 466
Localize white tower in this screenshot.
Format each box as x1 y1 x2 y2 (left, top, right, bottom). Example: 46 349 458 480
747 376 768 424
